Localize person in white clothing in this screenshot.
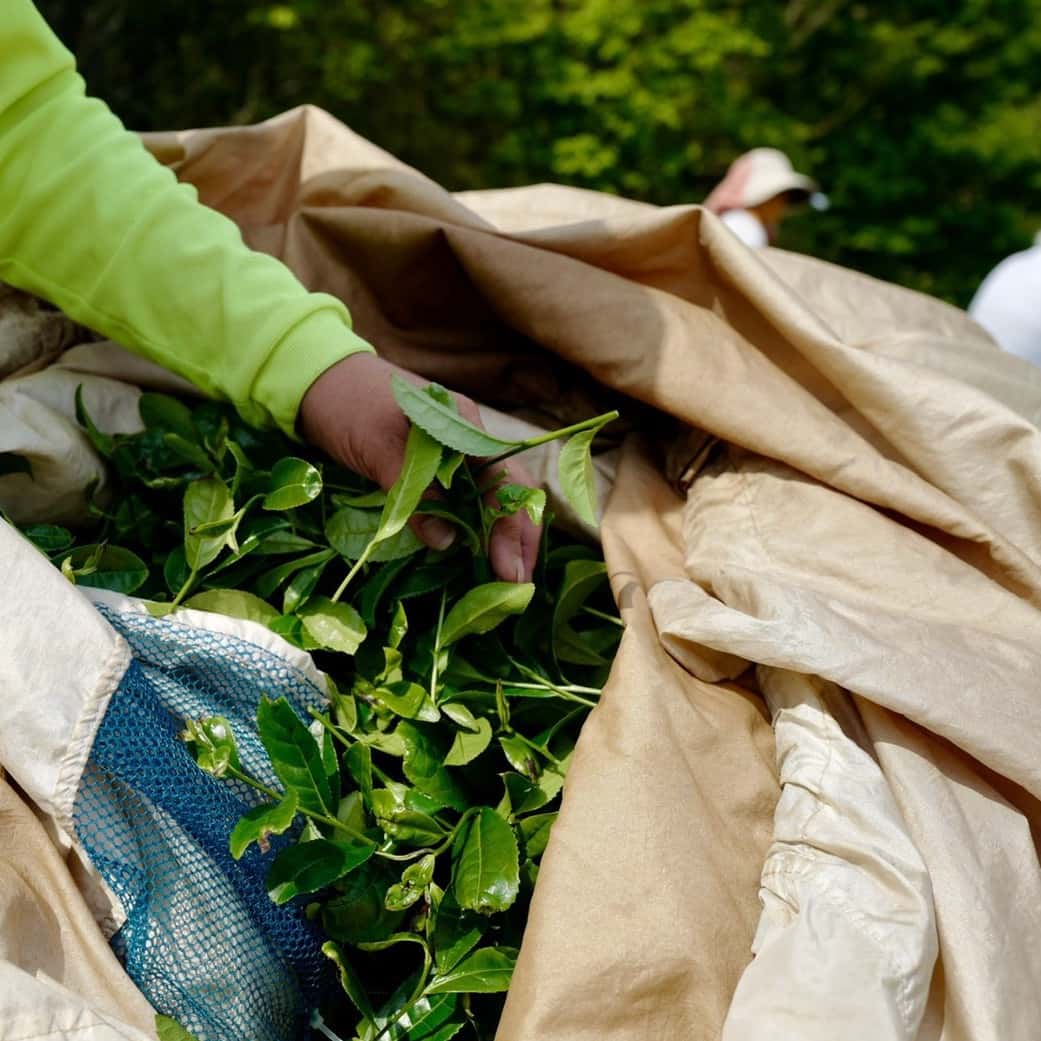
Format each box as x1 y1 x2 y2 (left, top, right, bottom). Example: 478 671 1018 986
705 147 825 248
968 238 1041 367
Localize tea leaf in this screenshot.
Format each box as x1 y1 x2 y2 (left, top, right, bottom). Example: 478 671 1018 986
229 790 299 859
185 588 279 626
452 808 519 915
440 582 534 646
298 596 367 655
263 457 323 510
267 838 374 903
425 947 518 995
392 377 516 456
257 696 336 817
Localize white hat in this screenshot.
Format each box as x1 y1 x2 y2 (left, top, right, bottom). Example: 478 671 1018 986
705 148 820 214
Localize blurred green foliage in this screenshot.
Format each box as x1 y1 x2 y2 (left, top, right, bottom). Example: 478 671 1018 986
38 0 1041 305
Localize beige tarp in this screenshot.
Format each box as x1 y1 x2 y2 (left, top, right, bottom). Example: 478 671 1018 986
3 105 1041 1040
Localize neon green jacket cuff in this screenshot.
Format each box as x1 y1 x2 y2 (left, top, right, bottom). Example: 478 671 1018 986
1 0 374 437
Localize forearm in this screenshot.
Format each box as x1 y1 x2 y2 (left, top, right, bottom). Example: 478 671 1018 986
0 1 373 435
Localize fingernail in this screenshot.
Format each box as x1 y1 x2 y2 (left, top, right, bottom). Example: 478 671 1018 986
512 558 525 584
419 517 455 551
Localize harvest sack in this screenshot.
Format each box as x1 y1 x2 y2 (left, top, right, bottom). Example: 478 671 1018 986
3 105 1041 1040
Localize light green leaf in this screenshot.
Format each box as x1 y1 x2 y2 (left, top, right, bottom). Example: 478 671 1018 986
263 457 323 510
443 717 493 766
298 595 367 654
436 451 465 489
256 696 335 816
267 838 374 903
185 588 279 626
155 1014 201 1041
492 484 546 525
392 377 517 456
282 559 328 614
388 601 409 648
326 506 424 562
181 716 241 778
557 423 607 527
229 790 299 859
498 735 540 780
379 681 441 723
452 808 520 915
183 475 235 569
440 582 534 646
425 946 518 995
374 423 442 543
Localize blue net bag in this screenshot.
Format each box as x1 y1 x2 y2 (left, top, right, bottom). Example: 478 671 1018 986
74 605 332 1041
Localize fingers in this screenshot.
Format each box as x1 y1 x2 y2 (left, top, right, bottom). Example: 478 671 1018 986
486 456 541 584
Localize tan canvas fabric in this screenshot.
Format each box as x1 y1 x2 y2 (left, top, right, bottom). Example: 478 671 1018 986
2 104 1041 1039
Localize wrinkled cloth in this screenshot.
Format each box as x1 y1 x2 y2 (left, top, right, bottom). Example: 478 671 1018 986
2 105 1041 1041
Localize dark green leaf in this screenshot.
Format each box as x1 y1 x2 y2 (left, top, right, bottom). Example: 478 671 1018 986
398 722 469 810
322 941 376 1024
139 393 198 440
256 696 336 816
74 385 114 457
253 548 334 599
22 523 72 553
322 861 406 944
282 559 328 614
452 808 520 915
519 812 557 859
229 791 299 859
267 838 374 903
61 544 149 594
425 947 518 995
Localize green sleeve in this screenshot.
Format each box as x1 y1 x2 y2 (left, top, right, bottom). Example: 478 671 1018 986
0 0 374 436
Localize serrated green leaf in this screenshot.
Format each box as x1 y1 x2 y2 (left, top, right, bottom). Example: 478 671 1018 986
256 696 336 816
392 377 516 456
298 596 367 654
452 808 520 915
440 582 534 646
398 722 469 810
229 790 299 859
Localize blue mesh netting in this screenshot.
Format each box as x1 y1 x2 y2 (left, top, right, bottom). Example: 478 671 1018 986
74 606 333 1041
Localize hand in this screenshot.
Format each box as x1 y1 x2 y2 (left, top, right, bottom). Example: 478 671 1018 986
298 352 540 583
